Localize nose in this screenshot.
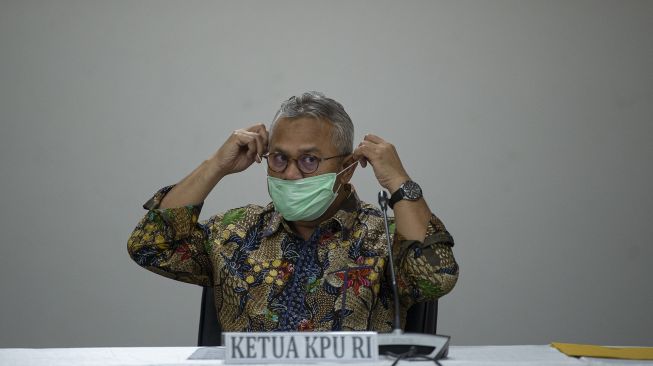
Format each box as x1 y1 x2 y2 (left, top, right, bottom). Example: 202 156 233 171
281 159 304 180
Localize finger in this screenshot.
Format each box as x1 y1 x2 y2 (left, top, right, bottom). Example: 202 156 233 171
352 146 369 168
246 123 266 133
246 131 263 163
358 140 381 157
363 133 385 144
245 124 268 157
232 130 250 147
237 130 266 162
233 130 255 147
253 133 264 163
234 132 259 163
248 128 267 153
245 128 268 158
246 139 257 161
259 126 270 155
352 145 363 160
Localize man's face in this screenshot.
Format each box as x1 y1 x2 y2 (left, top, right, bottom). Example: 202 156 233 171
267 117 344 181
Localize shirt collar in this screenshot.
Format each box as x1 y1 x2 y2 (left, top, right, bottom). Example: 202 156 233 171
261 183 361 238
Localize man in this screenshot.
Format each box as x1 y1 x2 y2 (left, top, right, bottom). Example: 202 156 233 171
128 91 458 332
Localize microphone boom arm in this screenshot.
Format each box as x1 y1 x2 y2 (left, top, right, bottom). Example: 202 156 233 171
376 191 450 361
378 191 402 334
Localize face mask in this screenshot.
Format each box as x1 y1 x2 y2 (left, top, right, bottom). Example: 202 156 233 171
267 161 357 222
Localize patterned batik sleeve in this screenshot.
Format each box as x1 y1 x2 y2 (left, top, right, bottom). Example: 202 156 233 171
393 214 459 308
127 186 214 286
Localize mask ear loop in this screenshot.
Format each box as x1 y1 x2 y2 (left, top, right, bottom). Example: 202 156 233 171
337 160 359 177
334 160 359 193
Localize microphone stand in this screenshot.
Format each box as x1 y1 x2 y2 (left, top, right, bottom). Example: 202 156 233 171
376 191 450 361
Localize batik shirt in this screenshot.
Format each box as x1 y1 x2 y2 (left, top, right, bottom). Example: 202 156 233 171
127 184 458 332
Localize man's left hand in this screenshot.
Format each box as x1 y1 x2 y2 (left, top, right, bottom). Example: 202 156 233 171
352 134 410 193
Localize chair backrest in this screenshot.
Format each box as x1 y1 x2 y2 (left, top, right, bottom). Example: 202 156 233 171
198 286 222 346
198 286 439 346
404 300 439 335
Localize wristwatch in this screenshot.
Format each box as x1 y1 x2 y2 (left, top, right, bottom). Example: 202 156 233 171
388 180 423 209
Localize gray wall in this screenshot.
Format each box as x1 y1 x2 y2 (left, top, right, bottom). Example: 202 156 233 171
1 0 651 347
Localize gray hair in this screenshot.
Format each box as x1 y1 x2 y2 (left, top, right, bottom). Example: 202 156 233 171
270 91 354 155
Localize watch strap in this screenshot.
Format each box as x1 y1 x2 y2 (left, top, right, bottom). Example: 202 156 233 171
388 187 404 209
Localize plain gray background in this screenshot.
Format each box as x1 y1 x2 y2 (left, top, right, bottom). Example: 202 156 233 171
1 0 652 348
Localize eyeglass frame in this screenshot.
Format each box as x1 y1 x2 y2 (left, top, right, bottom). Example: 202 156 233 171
261 152 349 174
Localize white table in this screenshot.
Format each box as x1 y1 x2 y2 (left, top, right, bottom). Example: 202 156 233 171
1 345 652 366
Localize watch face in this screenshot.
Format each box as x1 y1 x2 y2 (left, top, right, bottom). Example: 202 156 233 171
402 181 422 200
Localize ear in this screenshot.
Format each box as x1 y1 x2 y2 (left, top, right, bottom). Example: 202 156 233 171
337 155 357 184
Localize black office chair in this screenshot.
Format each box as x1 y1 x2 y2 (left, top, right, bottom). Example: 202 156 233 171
197 286 438 346
198 286 222 347
404 299 439 335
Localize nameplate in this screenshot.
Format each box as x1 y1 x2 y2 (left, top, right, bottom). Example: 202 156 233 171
223 331 378 364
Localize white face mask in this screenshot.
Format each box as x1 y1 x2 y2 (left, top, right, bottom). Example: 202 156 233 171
267 161 357 222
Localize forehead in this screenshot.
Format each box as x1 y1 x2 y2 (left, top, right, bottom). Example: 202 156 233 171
269 117 337 154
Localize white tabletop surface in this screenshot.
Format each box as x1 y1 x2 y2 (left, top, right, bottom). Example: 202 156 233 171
1 345 652 366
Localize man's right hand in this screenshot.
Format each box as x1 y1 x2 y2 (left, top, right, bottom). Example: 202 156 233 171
211 123 269 176
158 123 269 209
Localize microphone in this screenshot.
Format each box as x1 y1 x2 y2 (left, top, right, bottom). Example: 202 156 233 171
376 191 450 361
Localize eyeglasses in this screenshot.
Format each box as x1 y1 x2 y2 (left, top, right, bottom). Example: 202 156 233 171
261 152 347 174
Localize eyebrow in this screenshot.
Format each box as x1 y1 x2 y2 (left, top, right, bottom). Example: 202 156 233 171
272 146 322 155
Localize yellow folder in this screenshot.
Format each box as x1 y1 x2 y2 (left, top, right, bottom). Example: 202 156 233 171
551 342 653 360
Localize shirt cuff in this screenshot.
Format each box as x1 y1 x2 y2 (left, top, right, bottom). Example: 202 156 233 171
142 185 204 240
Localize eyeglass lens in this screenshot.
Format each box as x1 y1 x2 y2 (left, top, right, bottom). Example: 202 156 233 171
267 153 320 173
